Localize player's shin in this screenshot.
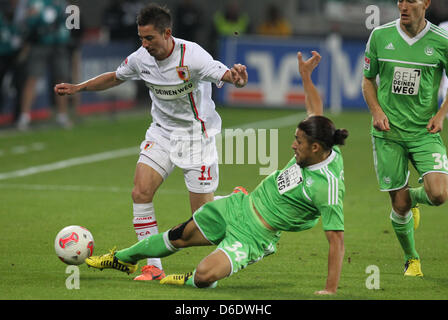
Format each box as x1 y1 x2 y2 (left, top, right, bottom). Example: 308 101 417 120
390 209 419 262
115 231 179 264
133 202 163 269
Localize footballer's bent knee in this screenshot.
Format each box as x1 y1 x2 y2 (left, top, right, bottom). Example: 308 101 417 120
194 266 220 286
168 218 193 242
427 189 448 206
132 185 155 203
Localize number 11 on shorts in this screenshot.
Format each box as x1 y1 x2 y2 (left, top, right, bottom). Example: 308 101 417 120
199 165 212 181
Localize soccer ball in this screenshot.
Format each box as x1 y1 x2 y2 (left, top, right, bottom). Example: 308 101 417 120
54 225 94 265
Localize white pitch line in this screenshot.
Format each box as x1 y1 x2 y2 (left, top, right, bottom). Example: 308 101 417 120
0 183 131 193
0 113 305 181
236 112 305 129
0 147 138 181
0 183 186 194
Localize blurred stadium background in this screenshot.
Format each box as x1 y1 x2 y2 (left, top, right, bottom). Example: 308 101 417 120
1 0 447 128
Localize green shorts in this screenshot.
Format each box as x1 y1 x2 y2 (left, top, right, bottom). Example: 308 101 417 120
193 192 281 276
372 135 448 191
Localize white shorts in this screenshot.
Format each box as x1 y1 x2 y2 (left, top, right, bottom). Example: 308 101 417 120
137 125 219 194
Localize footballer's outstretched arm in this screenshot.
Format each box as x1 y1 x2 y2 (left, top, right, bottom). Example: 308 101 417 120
315 230 345 295
54 72 124 96
297 51 323 117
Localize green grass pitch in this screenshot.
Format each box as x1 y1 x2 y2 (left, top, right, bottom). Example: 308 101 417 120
1 107 448 301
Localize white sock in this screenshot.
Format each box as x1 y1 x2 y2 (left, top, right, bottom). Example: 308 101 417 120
133 202 163 270
390 209 412 224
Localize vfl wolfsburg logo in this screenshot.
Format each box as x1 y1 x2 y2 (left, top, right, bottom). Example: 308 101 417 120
424 46 434 56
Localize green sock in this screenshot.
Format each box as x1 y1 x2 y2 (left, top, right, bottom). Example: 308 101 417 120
185 270 196 287
390 210 419 263
115 231 178 264
409 186 433 207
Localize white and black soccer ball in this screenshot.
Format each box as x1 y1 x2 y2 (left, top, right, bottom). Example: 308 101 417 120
54 225 94 265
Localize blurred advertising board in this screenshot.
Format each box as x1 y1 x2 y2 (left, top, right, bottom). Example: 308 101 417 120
216 34 368 112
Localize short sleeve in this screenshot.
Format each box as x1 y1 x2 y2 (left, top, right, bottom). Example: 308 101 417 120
116 53 139 81
363 29 379 79
318 204 344 231
439 22 448 74
190 44 229 88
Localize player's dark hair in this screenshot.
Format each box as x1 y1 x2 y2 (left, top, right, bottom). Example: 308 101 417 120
136 3 172 33
298 116 349 151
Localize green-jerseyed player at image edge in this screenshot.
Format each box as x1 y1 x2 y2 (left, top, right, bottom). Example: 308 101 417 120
362 0 448 277
86 51 349 295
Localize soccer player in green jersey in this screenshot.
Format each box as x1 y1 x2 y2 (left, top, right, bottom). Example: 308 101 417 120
362 0 448 277
85 51 349 295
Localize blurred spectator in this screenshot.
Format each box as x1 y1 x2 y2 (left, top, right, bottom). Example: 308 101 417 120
102 0 145 44
17 0 73 130
174 0 202 43
213 1 250 37
66 0 84 116
102 0 147 104
209 1 250 56
427 0 448 26
256 3 292 37
0 0 25 120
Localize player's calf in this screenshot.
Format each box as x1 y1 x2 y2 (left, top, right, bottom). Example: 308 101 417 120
193 249 231 287
194 265 221 288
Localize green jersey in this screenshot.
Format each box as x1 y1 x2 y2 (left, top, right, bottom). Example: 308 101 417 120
364 19 448 141
26 0 70 45
249 147 345 232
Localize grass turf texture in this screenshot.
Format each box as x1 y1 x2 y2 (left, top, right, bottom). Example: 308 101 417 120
1 107 448 300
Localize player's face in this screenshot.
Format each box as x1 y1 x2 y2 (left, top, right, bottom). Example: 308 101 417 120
292 129 314 167
397 0 430 27
138 24 172 60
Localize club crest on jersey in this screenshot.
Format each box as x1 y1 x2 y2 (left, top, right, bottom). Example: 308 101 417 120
176 66 190 81
143 141 154 151
424 46 434 56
